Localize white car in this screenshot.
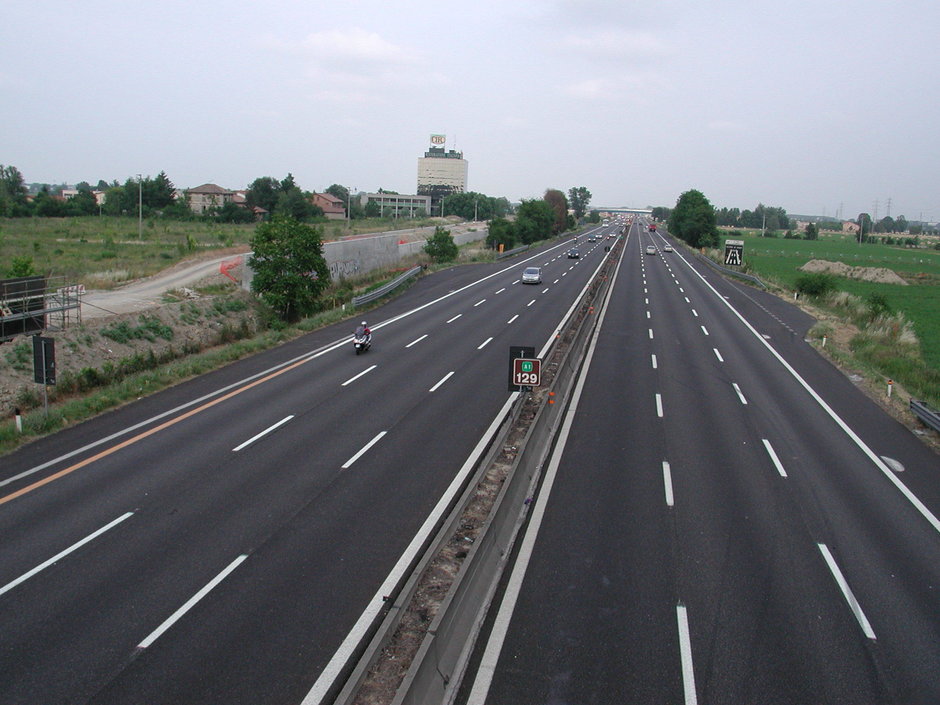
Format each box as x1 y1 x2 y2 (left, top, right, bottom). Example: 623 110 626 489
522 266 542 284
645 245 657 255
663 244 673 252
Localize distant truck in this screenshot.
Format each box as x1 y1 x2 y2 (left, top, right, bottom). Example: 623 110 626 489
648 223 657 232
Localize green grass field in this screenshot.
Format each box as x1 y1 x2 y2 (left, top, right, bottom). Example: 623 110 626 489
0 215 442 289
725 230 940 370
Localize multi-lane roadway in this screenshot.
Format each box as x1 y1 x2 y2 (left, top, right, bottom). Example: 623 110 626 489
0 223 618 704
3 218 939 704
461 222 940 704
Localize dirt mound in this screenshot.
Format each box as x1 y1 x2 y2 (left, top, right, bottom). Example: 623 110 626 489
799 259 907 285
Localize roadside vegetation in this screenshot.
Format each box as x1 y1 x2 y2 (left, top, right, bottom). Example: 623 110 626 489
715 229 940 409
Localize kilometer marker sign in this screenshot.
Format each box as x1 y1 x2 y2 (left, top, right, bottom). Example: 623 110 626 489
512 357 541 387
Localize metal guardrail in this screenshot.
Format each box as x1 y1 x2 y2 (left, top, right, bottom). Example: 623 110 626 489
696 252 767 288
496 244 529 260
351 266 422 307
910 400 940 432
390 241 622 705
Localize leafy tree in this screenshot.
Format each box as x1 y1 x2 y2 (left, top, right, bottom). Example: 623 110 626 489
362 199 380 218
895 215 908 233
33 187 66 217
424 226 459 262
148 171 176 209
215 201 255 223
248 216 330 322
246 176 282 214
543 189 569 234
651 206 671 222
8 256 37 277
804 222 818 240
65 188 98 216
856 213 872 241
102 185 126 215
668 189 719 248
443 191 496 221
514 199 556 244
567 186 592 220
587 210 600 224
0 164 29 216
275 188 322 222
486 217 516 250
280 173 297 192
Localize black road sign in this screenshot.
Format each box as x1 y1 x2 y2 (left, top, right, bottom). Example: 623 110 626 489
724 239 744 266
33 335 55 385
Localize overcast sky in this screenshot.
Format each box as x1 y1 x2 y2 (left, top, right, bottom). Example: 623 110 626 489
3 0 937 220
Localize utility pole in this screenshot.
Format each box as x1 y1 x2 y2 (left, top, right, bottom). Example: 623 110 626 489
137 174 143 239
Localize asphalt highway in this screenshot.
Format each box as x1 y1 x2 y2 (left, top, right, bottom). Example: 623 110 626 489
0 224 620 704
463 221 940 704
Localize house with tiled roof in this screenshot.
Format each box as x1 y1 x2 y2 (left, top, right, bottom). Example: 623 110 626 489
187 183 234 214
311 192 346 220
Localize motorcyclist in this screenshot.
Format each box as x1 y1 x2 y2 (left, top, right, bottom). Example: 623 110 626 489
355 321 371 339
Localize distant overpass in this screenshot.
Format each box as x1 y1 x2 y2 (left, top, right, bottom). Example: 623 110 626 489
595 206 653 216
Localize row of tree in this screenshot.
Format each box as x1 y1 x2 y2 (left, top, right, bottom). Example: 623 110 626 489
485 188 578 251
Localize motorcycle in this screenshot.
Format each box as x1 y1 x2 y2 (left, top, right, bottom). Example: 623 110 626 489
353 327 372 355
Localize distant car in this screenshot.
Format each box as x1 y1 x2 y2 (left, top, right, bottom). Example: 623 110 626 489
663 244 673 252
567 248 580 259
587 235 597 242
522 266 542 284
646 245 657 255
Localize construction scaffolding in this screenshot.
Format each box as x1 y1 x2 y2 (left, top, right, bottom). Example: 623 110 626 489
0 276 82 343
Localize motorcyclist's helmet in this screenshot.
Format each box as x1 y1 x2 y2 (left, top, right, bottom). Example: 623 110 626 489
361 321 367 326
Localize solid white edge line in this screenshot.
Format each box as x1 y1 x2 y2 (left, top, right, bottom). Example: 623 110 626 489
663 461 674 507
672 248 940 535
478 337 493 350
405 334 428 348
429 371 454 392
0 512 134 597
762 439 788 478
232 415 295 452
138 554 247 649
341 431 387 469
467 238 625 705
341 365 377 387
732 382 748 405
817 543 877 640
447 314 462 323
677 604 699 704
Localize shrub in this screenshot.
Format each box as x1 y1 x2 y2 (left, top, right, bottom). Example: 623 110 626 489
795 272 837 297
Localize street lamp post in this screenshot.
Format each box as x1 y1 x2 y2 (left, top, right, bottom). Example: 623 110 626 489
137 174 143 239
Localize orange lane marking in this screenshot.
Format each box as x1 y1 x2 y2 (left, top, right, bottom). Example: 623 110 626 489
0 356 313 507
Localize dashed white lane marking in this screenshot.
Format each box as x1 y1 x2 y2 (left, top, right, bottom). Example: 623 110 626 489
446 314 462 323
507 314 519 324
817 543 877 640
233 415 294 451
474 299 486 307
732 382 748 405
405 334 428 348
341 431 387 469
342 365 377 386
713 348 724 362
677 604 699 704
429 371 455 392
662 461 674 507
651 354 658 369
701 325 709 336
478 337 493 349
762 439 788 478
656 393 664 417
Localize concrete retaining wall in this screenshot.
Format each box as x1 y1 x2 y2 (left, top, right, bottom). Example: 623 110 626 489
241 224 489 291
